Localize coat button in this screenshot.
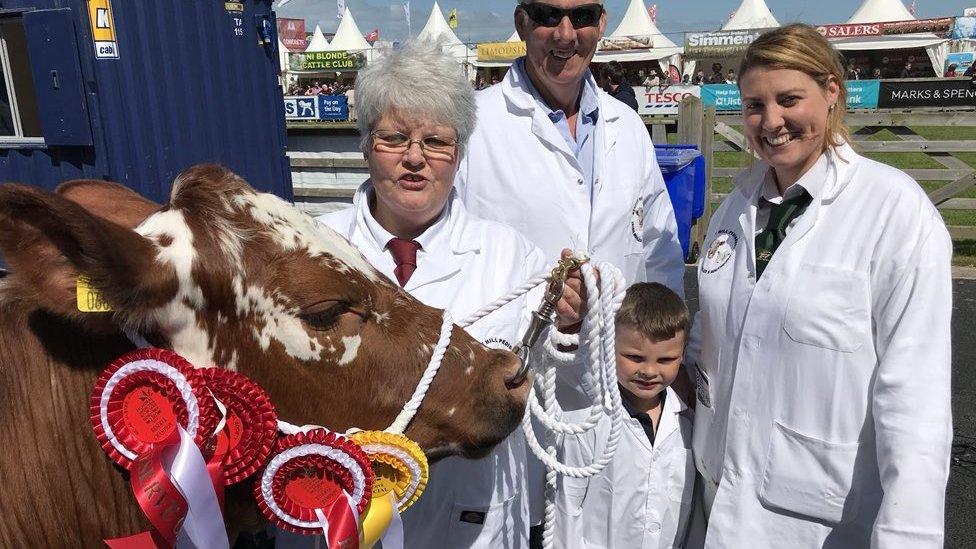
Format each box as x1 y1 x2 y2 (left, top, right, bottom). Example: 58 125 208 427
577 178 584 185
648 522 661 534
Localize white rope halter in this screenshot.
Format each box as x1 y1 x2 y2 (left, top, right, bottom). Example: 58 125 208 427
124 256 625 549
383 258 625 548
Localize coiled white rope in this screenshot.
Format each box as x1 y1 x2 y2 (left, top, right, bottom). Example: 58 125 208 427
524 262 626 548
381 258 625 549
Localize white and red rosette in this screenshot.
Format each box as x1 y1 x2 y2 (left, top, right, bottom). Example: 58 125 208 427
200 368 278 485
90 348 219 468
255 429 374 539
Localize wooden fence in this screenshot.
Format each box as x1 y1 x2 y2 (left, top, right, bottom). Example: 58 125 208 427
290 102 976 244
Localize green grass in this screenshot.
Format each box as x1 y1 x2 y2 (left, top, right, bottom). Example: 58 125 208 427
861 152 946 169
943 210 976 226
953 240 976 267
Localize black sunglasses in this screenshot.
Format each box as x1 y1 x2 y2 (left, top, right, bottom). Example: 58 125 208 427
518 2 604 29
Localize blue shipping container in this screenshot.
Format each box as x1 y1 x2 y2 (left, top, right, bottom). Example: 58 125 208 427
0 0 290 203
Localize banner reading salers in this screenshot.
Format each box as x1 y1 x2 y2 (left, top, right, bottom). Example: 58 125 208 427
684 28 772 59
477 41 526 62
288 51 367 72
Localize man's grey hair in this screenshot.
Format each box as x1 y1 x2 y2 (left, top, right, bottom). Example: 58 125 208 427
355 41 476 156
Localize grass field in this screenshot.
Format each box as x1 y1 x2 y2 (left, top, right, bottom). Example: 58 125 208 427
704 125 976 266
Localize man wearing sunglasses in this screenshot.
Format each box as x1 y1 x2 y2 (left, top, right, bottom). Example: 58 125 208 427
456 0 684 359
455 0 685 544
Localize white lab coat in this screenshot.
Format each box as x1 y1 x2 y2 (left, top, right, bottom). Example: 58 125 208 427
317 181 546 549
554 387 696 549
455 60 686 297
685 143 953 547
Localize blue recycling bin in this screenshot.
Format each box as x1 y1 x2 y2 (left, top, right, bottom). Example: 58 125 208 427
655 145 706 261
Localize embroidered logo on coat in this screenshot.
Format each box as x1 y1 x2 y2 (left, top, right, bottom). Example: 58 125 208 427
483 337 512 350
701 230 737 274
630 198 644 243
695 364 711 408
459 510 487 524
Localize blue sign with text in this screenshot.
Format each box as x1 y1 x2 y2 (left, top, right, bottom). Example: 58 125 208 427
701 81 880 111
317 95 349 120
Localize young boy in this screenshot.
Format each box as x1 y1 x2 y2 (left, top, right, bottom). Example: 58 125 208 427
554 282 696 548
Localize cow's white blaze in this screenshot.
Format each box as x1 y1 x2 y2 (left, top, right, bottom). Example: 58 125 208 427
233 276 323 361
233 191 379 281
337 335 361 366
136 210 216 366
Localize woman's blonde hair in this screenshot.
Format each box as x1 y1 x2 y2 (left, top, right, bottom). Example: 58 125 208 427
739 24 851 149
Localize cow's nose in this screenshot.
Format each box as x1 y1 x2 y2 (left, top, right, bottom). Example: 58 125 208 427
497 349 528 389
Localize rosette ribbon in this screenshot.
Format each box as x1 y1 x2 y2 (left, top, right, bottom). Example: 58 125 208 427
350 431 428 549
90 349 227 548
255 429 373 548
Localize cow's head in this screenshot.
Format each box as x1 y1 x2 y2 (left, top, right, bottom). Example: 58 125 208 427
0 165 529 459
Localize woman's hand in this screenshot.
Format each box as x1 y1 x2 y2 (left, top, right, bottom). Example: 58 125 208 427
554 248 598 333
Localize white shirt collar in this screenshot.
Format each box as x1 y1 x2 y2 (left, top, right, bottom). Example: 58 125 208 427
760 153 829 205
359 182 451 252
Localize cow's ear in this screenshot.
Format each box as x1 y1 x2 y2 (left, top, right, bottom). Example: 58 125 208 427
0 184 176 326
57 179 162 229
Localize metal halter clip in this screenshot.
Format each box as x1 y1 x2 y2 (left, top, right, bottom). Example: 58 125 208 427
508 255 589 386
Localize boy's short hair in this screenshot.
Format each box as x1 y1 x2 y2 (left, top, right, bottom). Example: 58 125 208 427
615 282 690 341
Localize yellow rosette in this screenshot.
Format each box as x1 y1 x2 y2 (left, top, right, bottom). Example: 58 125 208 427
351 431 429 548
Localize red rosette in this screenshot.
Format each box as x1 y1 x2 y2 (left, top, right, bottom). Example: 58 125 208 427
254 429 374 536
199 368 278 484
90 348 219 468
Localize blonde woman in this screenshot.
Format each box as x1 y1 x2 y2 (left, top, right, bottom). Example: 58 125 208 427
686 24 952 547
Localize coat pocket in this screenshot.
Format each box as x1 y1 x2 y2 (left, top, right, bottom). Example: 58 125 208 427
758 421 861 524
446 493 521 548
782 264 869 352
556 474 589 518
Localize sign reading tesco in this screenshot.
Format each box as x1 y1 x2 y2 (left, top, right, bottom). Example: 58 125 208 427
636 85 701 115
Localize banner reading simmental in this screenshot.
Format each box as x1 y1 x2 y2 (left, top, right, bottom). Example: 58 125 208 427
277 18 307 51
684 29 771 59
289 51 366 72
477 41 526 62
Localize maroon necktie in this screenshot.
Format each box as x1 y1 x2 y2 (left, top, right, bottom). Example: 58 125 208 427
387 238 420 286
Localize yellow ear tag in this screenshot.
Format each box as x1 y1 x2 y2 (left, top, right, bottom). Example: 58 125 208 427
76 275 113 312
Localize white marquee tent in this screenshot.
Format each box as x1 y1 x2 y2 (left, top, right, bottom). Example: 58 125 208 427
305 25 330 52
722 0 779 31
593 0 682 64
418 1 474 66
326 8 372 52
831 0 948 75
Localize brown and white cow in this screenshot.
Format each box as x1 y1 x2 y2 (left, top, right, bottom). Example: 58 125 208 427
0 165 529 546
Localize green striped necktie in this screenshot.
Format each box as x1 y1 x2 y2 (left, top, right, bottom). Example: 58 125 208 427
755 190 812 279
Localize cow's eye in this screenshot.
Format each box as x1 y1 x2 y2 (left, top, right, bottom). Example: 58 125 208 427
300 300 348 331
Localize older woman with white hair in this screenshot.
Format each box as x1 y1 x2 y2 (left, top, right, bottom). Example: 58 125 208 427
316 42 579 548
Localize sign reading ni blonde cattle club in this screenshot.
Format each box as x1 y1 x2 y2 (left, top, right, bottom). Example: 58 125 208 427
684 28 773 59
288 51 366 72
477 41 527 62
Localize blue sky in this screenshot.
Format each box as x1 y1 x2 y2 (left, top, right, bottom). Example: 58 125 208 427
276 0 973 44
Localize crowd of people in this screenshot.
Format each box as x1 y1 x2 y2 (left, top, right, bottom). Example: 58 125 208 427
284 80 355 96
284 1 952 547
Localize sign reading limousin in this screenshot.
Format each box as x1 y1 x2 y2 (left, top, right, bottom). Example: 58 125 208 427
476 41 526 62
683 28 773 59
288 51 366 72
